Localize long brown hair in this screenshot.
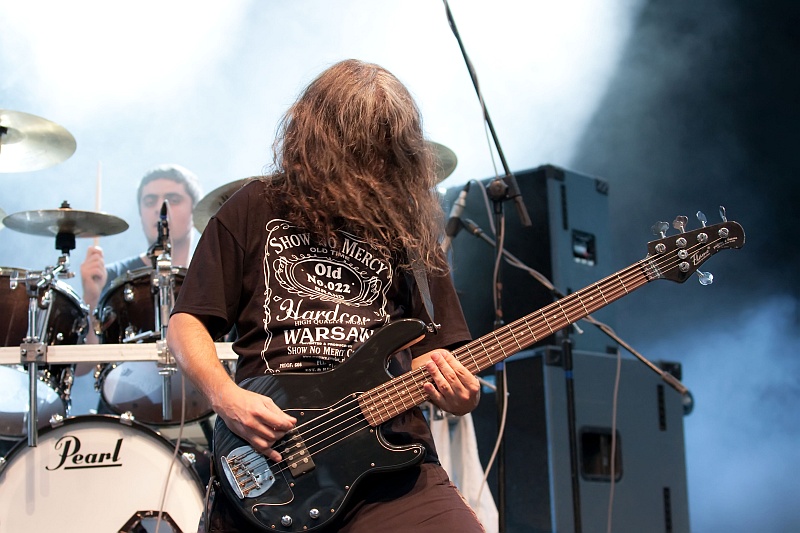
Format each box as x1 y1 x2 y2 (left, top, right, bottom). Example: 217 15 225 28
268 59 447 273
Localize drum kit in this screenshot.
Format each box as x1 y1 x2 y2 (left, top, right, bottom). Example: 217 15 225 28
0 110 458 531
0 110 235 532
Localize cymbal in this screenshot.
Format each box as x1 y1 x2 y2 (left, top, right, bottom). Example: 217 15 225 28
194 177 255 233
428 141 457 182
2 205 129 238
0 110 77 173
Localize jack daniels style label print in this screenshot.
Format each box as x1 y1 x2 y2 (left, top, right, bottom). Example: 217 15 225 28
261 219 394 374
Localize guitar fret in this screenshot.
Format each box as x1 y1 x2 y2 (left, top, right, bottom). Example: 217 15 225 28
541 309 554 333
508 327 523 351
616 273 629 294
556 300 571 324
576 291 590 316
462 345 480 374
478 337 493 365
524 321 538 344
492 331 508 358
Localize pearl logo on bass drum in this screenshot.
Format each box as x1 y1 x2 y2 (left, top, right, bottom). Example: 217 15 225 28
47 434 123 471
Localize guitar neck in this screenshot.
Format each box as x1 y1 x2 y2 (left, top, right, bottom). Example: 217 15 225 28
360 257 654 426
453 258 652 375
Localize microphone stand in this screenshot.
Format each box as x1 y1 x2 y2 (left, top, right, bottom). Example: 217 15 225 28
441 3 532 531
148 201 177 423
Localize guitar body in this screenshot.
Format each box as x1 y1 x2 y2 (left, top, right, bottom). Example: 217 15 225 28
213 319 429 532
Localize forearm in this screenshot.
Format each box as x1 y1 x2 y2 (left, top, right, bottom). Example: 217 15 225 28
166 312 237 411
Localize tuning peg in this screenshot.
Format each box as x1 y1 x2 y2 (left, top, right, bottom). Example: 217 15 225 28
719 206 728 222
696 211 708 227
696 270 714 286
672 215 689 233
651 221 670 238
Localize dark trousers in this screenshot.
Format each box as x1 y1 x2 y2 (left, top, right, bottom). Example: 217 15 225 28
204 462 485 532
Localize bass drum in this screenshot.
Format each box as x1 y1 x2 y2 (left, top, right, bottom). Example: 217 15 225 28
0 267 88 439
95 266 216 426
0 415 204 533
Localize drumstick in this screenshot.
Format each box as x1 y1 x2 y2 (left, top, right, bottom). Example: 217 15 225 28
94 160 102 247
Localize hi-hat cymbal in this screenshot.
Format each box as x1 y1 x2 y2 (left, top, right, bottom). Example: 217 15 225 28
194 177 255 233
0 110 77 173
428 141 457 182
2 205 129 238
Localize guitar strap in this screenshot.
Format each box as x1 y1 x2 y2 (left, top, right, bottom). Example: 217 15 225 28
410 254 440 334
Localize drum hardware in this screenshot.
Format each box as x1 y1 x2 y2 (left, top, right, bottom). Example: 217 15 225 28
0 342 236 365
15 268 87 447
2 202 128 445
0 109 77 173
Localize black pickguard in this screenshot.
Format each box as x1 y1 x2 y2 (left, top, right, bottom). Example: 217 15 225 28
213 319 429 532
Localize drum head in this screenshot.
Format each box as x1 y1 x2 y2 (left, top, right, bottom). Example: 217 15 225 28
0 365 68 440
0 415 204 532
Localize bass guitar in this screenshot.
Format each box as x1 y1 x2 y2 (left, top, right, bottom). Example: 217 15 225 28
213 215 745 531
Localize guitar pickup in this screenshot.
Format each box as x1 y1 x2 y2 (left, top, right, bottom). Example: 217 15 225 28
221 445 275 500
284 430 315 477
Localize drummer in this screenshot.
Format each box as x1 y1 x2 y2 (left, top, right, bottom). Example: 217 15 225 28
80 163 202 336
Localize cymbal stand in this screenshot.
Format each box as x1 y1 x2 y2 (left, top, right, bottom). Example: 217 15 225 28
18 238 74 447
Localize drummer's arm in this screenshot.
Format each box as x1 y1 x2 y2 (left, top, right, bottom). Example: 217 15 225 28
167 312 295 461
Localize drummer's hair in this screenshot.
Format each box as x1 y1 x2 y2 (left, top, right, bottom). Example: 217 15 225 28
269 59 447 274
137 164 203 207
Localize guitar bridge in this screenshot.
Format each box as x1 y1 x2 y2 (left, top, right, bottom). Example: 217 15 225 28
221 445 276 500
284 429 315 477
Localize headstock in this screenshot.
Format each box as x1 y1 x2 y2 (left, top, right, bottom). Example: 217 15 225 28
646 207 745 284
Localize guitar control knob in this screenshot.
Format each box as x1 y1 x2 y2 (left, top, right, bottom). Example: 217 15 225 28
281 515 293 527
309 508 321 520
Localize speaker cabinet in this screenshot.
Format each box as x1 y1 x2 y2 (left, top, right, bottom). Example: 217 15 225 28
471 349 691 533
443 164 616 354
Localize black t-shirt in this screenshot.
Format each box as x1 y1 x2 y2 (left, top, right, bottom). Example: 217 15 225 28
172 179 471 462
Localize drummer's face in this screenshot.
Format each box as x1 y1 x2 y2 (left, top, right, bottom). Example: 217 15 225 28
138 178 194 247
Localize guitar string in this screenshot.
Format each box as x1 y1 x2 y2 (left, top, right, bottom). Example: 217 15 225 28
353 232 720 423
248 233 718 480
230 232 726 487
294 233 716 448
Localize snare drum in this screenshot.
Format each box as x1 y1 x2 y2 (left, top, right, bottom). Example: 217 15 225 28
0 415 204 533
95 267 216 425
0 267 88 439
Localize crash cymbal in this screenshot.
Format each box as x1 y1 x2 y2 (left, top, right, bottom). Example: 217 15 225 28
427 141 457 182
2 204 128 238
0 110 77 173
194 177 255 233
